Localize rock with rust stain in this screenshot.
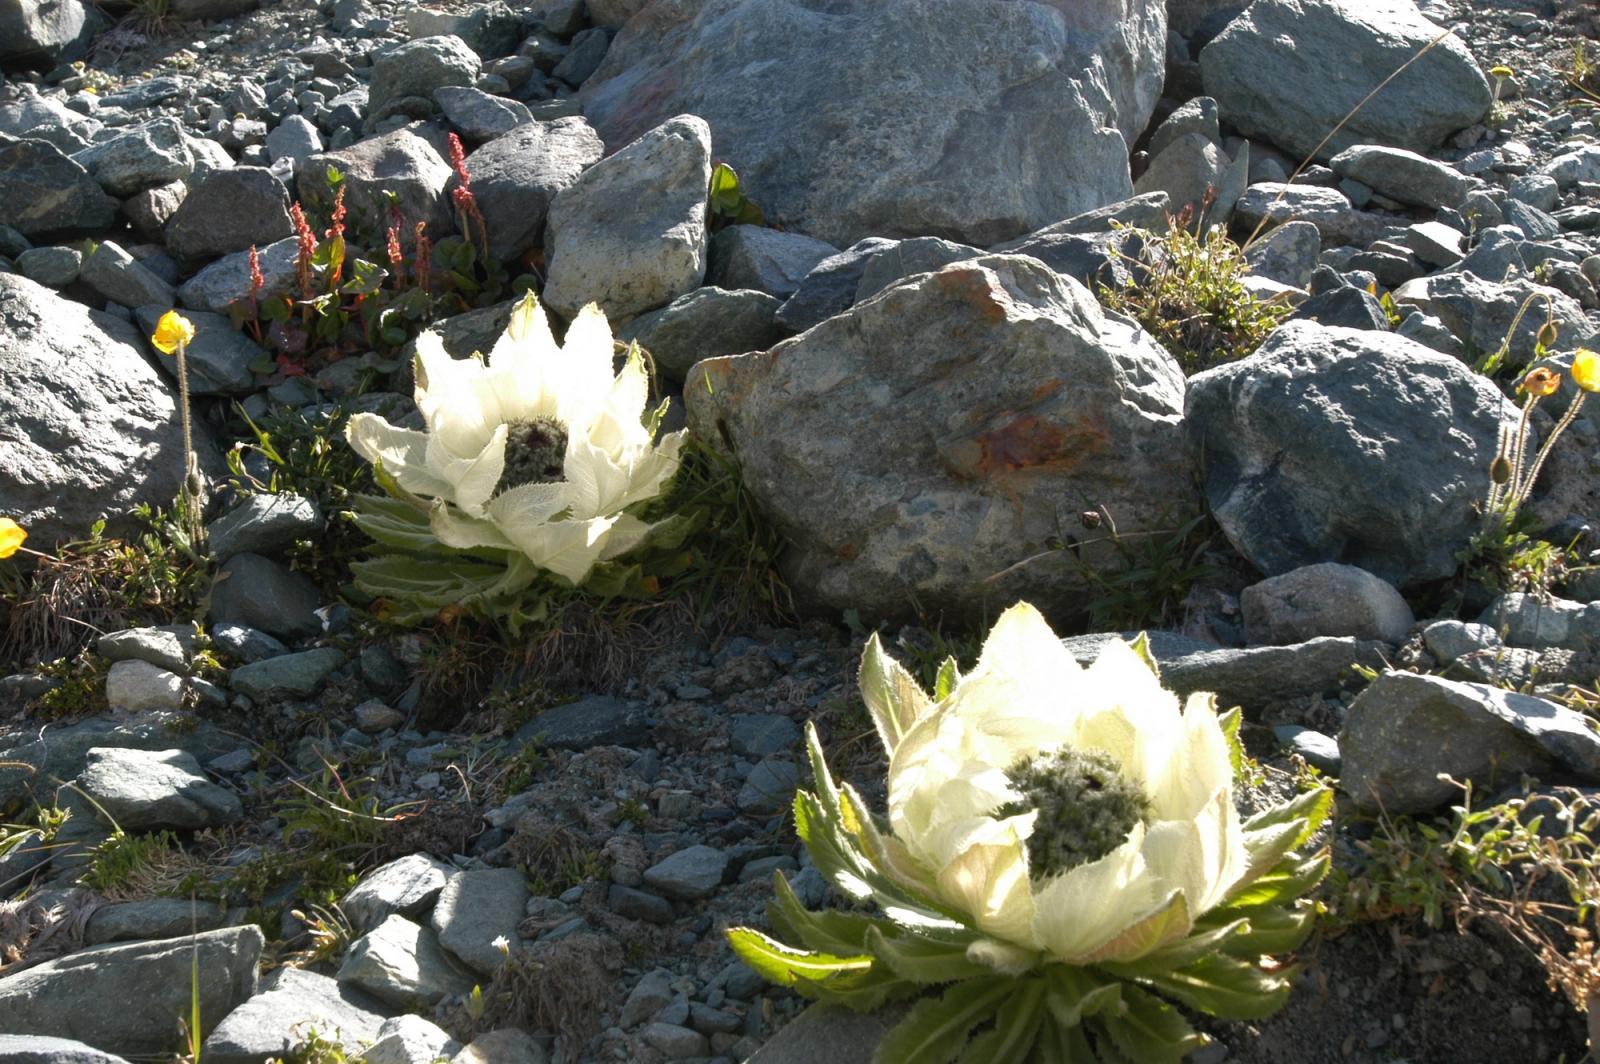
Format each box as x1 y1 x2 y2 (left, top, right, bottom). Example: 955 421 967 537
684 253 1198 624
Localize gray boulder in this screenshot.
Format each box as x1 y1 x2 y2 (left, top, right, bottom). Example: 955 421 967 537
579 0 1157 248
0 926 262 1055
1241 562 1413 645
687 254 1197 623
73 747 243 830
163 167 293 261
78 240 174 310
298 123 454 247
229 648 345 702
341 852 456 933
85 898 225 945
430 867 529 976
1328 144 1470 211
103 660 185 714
1200 0 1491 162
366 35 482 131
773 238 897 334
177 236 300 314
617 287 784 381
1186 320 1514 586
0 0 104 67
339 914 476 1009
209 553 323 640
542 114 710 321
0 138 115 237
0 274 219 549
1392 270 1586 370
1231 182 1390 248
1134 132 1227 223
1243 219 1320 288
1340 672 1600 814
0 716 236 810
853 238 983 304
202 968 388 1064
72 118 195 197
585 0 647 28
464 116 603 262
0 1035 132 1064
131 306 263 397
204 493 324 559
708 225 838 300
434 85 532 144
404 2 522 58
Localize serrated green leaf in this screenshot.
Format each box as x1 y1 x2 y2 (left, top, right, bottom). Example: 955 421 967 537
768 871 876 956
1043 967 1122 1029
726 926 873 982
1127 632 1160 679
1219 705 1243 777
1202 900 1319 957
867 926 989 985
1095 918 1248 979
1222 850 1330 908
1138 952 1295 1020
872 979 1012 1064
859 632 931 755
934 656 960 700
1094 984 1204 1064
794 790 874 902
958 978 1045 1063
1242 785 1332 850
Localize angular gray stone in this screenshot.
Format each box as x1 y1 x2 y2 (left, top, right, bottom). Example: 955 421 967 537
17 245 83 286
729 714 801 758
1392 271 1586 370
130 305 264 396
708 225 839 300
265 115 324 169
78 240 175 309
582 0 1158 246
640 1023 709 1058
205 493 324 560
98 626 189 672
177 235 300 314
209 552 323 640
434 85 532 144
339 913 476 1009
0 926 262 1056
745 1004 903 1064
0 138 116 237
1186 320 1515 586
773 237 896 333
0 1034 131 1064
689 254 1196 623
617 287 784 381
464 116 603 262
516 693 652 750
1062 633 1390 714
0 274 220 549
0 93 102 149
737 758 798 814
853 238 983 304
1329 145 1470 211
1231 183 1390 248
642 844 729 901
580 0 1158 248
1405 220 1466 268
75 747 243 830
0 0 104 66
73 118 195 197
1273 725 1341 774
543 114 711 321
103 660 185 714
1148 96 1221 161
991 191 1173 247
229 647 345 702
1422 620 1499 664
341 852 456 933
450 1029 547 1064
210 622 288 664
1340 672 1600 814
126 181 191 246
1241 563 1413 645
364 1015 463 1064
0 716 237 811
405 2 522 58
299 123 454 249
1243 219 1319 289
1479 593 1600 651
553 27 610 86
621 968 675 1026
163 166 292 261
1135 131 1227 222
431 867 530 976
1200 0 1491 163
367 35 482 131
201 967 388 1064
84 898 225 945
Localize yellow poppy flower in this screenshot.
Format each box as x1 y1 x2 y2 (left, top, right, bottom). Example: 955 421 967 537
150 311 196 355
1573 348 1600 393
0 518 26 559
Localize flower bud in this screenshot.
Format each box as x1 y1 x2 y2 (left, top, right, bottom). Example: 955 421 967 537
1519 367 1562 397
1490 456 1513 484
1538 321 1559 349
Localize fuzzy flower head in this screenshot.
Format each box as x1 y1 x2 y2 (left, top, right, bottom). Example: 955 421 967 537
862 603 1253 972
0 518 25 559
150 310 195 354
345 292 686 585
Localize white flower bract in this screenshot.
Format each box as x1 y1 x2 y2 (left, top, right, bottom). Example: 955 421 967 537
345 293 685 585
864 602 1252 972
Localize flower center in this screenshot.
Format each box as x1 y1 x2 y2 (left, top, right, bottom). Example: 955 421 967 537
496 416 568 494
999 748 1150 880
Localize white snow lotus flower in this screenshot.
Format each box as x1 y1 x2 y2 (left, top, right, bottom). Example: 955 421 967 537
345 292 685 586
728 602 1331 1063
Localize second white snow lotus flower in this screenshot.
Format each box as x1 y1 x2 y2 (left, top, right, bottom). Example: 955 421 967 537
345 292 687 620
729 602 1331 1062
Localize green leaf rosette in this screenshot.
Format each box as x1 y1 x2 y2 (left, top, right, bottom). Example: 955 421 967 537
729 603 1331 1063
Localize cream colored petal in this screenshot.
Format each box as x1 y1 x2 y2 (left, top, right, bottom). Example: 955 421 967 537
1148 693 1235 822
596 512 652 561
424 423 508 517
556 303 619 426
568 437 642 516
1139 787 1247 920
1070 641 1185 791
966 937 1040 975
938 667 1075 770
887 713 978 847
505 514 620 584
344 413 456 499
490 294 564 424
972 603 1086 710
584 348 653 454
1030 824 1158 963
486 480 571 533
936 832 1038 949
429 500 519 552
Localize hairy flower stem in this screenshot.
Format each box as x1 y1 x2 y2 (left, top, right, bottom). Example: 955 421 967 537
173 340 204 552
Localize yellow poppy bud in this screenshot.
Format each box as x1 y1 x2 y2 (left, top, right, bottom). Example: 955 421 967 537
1490 456 1513 484
1538 321 1559 349
0 518 26 559
150 310 196 355
1573 348 1600 393
1519 367 1562 397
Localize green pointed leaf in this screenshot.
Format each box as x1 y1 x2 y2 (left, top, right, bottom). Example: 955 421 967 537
726 926 873 987
1138 952 1295 1020
1043 967 1122 1029
1218 705 1243 777
768 871 877 956
934 656 960 701
1094 984 1205 1064
859 632 931 755
1223 850 1330 908
872 979 1012 1064
1095 918 1248 979
794 790 874 902
958 978 1046 1063
1203 901 1319 957
1242 785 1333 850
1127 632 1160 679
866 926 989 985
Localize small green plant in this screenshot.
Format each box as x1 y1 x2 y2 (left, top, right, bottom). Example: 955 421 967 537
284 903 355 968
613 798 649 827
1098 204 1292 374
1567 41 1600 109
79 828 192 898
708 162 765 230
266 1027 358 1064
33 653 110 719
